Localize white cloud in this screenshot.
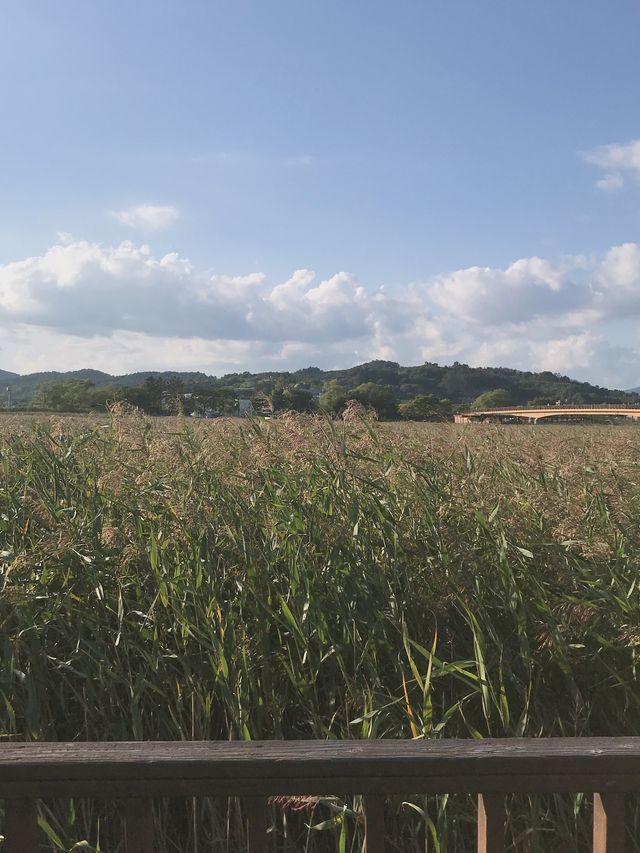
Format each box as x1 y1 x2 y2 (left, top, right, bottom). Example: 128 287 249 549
596 172 624 192
0 240 381 344
427 256 582 325
2 236 640 388
592 243 640 319
583 138 640 190
472 331 598 375
597 242 640 291
112 204 181 230
0 325 261 376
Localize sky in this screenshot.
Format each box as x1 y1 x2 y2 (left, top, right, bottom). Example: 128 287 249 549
1 1 640 388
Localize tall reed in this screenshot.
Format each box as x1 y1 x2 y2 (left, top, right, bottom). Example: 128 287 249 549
1 411 639 851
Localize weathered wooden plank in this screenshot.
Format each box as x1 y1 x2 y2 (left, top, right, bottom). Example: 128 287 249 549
4 798 39 853
246 796 268 853
477 794 504 853
593 793 625 853
1 740 640 798
4 738 640 767
3 739 640 779
123 798 155 853
363 794 385 853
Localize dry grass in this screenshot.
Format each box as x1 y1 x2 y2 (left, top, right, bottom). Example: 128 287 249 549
1 411 640 851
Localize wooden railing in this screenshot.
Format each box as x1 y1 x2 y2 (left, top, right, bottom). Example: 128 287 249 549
1 738 638 852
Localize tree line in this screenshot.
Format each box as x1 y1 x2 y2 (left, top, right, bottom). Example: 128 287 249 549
28 376 460 420
24 377 602 421
18 358 638 419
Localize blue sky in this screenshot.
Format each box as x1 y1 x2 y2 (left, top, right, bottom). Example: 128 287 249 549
1 1 640 387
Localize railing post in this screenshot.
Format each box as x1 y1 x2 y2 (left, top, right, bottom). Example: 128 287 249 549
123 798 155 853
593 793 625 853
363 794 385 853
246 795 268 853
477 794 504 853
4 798 40 853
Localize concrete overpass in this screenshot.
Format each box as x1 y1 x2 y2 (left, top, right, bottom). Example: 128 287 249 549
455 405 640 424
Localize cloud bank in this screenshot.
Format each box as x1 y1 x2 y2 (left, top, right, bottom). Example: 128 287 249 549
1 236 639 387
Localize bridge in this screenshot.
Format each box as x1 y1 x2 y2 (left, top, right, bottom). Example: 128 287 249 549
455 404 640 424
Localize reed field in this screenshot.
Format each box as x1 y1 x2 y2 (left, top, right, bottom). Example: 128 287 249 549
1 408 640 851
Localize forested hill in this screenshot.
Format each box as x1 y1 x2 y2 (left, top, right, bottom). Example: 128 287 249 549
1 360 637 407
313 361 636 405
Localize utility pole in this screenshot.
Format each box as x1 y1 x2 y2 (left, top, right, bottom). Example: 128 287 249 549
6 386 10 410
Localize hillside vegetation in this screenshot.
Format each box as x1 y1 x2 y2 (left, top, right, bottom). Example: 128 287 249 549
3 359 637 410
1 412 640 850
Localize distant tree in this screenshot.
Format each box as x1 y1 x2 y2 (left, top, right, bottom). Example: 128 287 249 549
256 378 276 395
319 380 349 416
216 388 239 414
88 385 123 411
120 385 148 411
351 383 398 419
399 382 422 398
164 377 185 414
295 366 323 380
32 379 96 412
271 382 315 413
528 396 556 407
119 376 166 414
565 391 586 404
472 389 512 410
399 394 453 421
349 360 400 386
270 382 287 413
142 376 165 414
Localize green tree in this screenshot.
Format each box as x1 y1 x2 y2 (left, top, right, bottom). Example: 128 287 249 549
528 396 556 407
120 377 168 414
31 379 96 412
472 389 512 410
216 388 239 415
351 383 398 419
319 380 349 415
141 376 165 414
271 383 315 413
165 377 186 414
88 385 123 411
182 387 237 416
398 394 453 421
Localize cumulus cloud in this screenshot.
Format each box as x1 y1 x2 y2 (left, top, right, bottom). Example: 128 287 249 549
472 331 599 376
589 243 640 323
112 204 181 230
583 138 640 190
427 256 584 325
596 241 640 291
0 241 388 344
1 236 640 388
